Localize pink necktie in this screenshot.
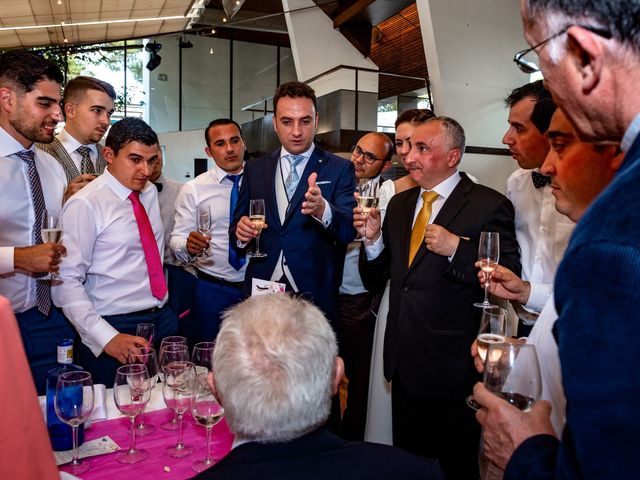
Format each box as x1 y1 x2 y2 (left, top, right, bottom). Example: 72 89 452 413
128 191 167 300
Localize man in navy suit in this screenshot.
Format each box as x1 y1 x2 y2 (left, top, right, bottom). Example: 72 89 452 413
193 294 444 480
232 81 356 325
472 1 640 478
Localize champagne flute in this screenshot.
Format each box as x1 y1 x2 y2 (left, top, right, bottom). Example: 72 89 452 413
192 341 215 375
163 361 196 458
113 364 152 463
357 179 380 240
191 373 225 473
136 322 155 349
128 347 159 436
55 371 94 475
40 208 63 280
476 306 507 362
249 199 267 258
196 204 212 257
159 343 190 431
474 231 500 308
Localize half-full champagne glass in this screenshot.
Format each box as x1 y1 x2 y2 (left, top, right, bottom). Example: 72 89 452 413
40 208 63 280
357 178 380 239
249 199 266 258
474 232 500 308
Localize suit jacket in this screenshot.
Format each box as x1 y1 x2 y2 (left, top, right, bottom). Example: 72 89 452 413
193 427 444 480
37 137 107 183
230 146 356 322
505 131 640 478
361 173 520 399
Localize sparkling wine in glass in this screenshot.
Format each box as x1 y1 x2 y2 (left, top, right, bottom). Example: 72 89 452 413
128 347 159 436
55 370 94 475
357 178 380 240
476 306 507 362
196 204 212 256
41 208 63 280
113 364 152 463
163 361 196 458
159 343 189 431
474 231 500 308
191 373 225 473
249 199 267 258
192 342 215 375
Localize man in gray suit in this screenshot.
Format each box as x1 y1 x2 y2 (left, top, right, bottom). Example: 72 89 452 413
38 76 115 198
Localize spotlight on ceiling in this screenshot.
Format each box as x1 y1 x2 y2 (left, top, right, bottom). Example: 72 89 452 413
145 41 162 71
222 0 245 20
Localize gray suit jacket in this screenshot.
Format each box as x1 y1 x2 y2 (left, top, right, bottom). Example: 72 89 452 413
37 137 107 183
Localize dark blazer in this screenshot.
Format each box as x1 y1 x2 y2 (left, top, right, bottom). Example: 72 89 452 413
37 137 107 183
192 427 444 480
361 173 520 399
230 146 356 322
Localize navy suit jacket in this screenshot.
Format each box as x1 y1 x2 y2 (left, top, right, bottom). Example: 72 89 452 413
193 427 444 480
506 135 640 478
230 146 356 323
361 173 520 399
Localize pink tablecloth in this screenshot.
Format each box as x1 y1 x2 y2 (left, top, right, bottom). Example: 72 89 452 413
78 408 233 479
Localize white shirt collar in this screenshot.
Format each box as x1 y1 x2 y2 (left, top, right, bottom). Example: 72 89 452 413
0 126 32 157
279 143 315 161
58 128 98 156
210 161 245 185
103 166 153 201
622 112 640 153
420 171 461 200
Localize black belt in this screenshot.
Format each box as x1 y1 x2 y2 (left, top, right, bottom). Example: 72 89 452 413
196 269 244 289
117 305 165 317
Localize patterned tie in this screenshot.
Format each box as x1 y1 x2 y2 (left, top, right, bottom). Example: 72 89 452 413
76 146 95 174
226 174 246 270
408 191 440 266
531 170 551 189
128 191 167 300
16 150 51 315
284 154 305 199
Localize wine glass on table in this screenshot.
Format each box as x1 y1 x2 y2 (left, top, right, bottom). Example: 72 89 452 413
163 361 196 458
196 204 212 257
113 364 152 463
249 199 267 258
357 178 380 240
128 347 160 436
40 208 63 280
136 322 155 349
191 373 225 473
54 370 94 475
474 231 500 308
192 341 215 375
159 343 189 431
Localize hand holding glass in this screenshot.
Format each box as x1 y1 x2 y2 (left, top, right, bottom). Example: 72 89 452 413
191 373 225 472
474 232 500 308
55 371 94 475
476 306 507 362
196 204 212 256
357 179 380 239
249 199 266 258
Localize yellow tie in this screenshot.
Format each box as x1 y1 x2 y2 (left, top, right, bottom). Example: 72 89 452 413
408 191 439 266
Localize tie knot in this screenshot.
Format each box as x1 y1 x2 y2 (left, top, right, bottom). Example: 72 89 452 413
422 190 439 204
16 149 35 164
77 146 92 157
128 190 141 204
226 174 242 185
288 154 305 167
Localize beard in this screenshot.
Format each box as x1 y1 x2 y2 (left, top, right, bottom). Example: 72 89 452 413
10 116 56 144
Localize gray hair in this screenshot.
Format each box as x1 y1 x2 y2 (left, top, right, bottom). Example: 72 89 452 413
426 116 466 158
212 294 337 442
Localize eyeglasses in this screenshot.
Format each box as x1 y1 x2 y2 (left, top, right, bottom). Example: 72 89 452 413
514 24 612 74
352 145 382 165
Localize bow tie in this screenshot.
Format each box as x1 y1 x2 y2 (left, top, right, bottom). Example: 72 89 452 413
531 171 551 189
153 182 163 192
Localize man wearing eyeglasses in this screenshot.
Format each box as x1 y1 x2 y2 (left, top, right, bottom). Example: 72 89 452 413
472 1 640 478
339 132 393 440
501 81 574 337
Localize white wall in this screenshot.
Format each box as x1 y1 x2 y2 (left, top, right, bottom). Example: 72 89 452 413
158 129 208 183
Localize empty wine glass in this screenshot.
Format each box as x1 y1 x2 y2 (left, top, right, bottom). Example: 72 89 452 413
113 364 152 464
192 342 215 375
55 371 94 475
159 343 189 431
163 361 196 458
249 199 266 258
191 373 225 473
357 178 380 239
40 208 63 280
196 204 212 256
136 322 155 348
474 231 500 308
128 347 160 436
476 306 507 362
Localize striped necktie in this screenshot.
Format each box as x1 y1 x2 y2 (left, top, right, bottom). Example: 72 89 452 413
285 155 305 199
76 146 95 174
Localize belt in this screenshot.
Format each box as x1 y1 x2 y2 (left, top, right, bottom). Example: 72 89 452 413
196 269 244 289
117 305 166 317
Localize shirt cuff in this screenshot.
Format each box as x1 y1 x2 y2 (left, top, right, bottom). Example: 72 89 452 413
523 282 553 314
0 246 14 275
312 199 333 227
86 319 120 357
365 233 384 260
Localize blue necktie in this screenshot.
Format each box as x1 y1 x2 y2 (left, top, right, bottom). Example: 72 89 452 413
17 150 51 316
227 174 246 270
285 155 305 199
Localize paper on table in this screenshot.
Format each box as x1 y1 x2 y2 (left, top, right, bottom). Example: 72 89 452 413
54 436 120 466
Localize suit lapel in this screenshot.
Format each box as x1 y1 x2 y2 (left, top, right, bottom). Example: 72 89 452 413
96 144 107 174
52 138 80 182
265 151 282 229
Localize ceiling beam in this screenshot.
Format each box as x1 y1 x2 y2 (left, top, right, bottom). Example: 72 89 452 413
333 0 376 29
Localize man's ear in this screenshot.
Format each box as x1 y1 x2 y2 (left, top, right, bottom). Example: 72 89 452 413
0 87 14 113
102 146 114 165
331 356 345 396
64 102 74 119
566 25 606 95
447 148 462 168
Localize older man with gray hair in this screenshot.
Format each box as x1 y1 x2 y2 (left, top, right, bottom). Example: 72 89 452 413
194 294 443 480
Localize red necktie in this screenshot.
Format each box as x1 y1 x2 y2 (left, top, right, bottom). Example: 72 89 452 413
128 191 167 300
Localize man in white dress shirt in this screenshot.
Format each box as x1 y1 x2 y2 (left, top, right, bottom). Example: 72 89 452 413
170 118 247 344
502 81 574 336
52 118 178 385
38 76 116 198
149 147 182 265
0 50 75 394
